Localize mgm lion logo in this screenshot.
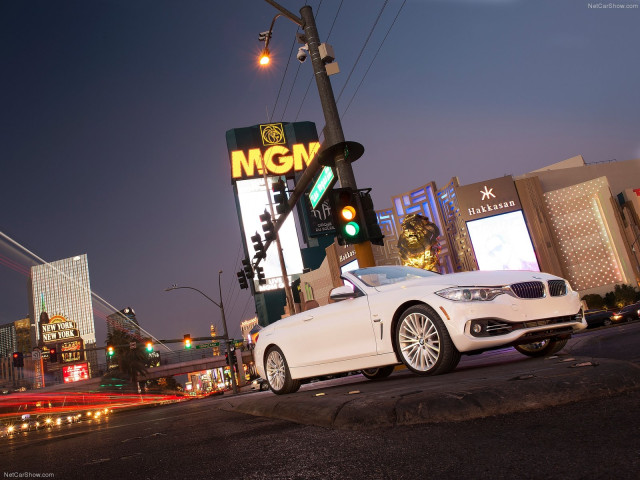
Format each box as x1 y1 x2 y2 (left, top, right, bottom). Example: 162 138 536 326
259 123 286 146
397 213 441 272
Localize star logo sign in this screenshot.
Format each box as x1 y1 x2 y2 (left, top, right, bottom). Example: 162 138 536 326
480 186 496 200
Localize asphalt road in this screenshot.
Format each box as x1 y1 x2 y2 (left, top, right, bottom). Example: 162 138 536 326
2 322 639 480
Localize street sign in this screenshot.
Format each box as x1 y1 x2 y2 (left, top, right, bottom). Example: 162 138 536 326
309 166 335 209
32 349 41 360
195 342 220 349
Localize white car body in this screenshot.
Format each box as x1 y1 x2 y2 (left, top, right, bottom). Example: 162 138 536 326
255 266 585 383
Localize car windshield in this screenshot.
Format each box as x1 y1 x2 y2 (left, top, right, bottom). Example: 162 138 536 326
350 266 439 287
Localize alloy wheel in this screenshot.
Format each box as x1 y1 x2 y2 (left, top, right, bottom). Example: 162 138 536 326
398 312 441 372
266 349 286 391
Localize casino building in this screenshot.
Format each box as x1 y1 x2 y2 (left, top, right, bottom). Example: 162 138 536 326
28 254 98 380
296 156 640 308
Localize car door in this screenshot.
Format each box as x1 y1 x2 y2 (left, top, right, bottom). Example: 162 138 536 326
281 289 378 368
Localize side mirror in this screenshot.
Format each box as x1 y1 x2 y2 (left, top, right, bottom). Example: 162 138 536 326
329 285 357 301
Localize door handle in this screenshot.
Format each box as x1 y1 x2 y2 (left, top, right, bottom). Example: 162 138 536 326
373 318 381 323
303 316 314 322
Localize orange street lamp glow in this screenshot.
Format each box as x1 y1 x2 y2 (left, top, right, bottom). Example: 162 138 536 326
259 49 270 66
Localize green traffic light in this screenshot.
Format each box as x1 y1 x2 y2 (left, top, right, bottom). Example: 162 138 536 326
344 222 360 237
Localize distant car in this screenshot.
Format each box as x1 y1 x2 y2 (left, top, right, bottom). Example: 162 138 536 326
584 309 615 328
255 266 586 395
251 378 269 391
611 302 640 323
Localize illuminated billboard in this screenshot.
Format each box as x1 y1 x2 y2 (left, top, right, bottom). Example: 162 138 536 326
226 122 320 182
63 363 89 383
236 177 304 291
466 211 540 271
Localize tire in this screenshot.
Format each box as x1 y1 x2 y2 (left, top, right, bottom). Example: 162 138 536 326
514 337 568 357
264 346 301 395
603 318 612 326
361 365 395 380
395 304 461 376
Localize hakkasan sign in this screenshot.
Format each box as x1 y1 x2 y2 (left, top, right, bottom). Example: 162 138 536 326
226 122 320 182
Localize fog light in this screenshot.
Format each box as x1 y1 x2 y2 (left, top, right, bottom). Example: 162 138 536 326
472 323 483 334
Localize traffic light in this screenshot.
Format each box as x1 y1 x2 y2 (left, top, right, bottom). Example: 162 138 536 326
255 265 266 285
49 347 58 363
242 258 254 279
107 346 115 357
237 270 249 290
146 340 153 353
12 352 23 368
260 210 276 241
358 190 384 246
251 232 266 260
272 179 288 215
330 187 368 245
184 334 192 349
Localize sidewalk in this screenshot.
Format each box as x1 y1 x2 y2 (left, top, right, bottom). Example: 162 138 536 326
217 355 640 429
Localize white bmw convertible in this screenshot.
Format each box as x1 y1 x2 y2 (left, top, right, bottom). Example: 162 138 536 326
254 266 586 394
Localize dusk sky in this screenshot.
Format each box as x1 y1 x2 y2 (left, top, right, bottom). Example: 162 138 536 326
2 0 639 345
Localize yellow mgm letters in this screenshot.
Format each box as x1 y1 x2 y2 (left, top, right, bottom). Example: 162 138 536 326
231 142 320 180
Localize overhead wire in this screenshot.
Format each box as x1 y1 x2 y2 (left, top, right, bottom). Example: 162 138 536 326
335 0 389 105
341 0 407 118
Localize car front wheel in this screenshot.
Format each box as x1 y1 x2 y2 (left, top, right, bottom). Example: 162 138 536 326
395 305 460 376
361 365 395 380
514 337 568 357
265 346 301 395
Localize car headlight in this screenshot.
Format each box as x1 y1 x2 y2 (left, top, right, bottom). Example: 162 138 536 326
436 287 505 302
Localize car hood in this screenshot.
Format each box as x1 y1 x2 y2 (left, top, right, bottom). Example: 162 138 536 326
370 270 561 293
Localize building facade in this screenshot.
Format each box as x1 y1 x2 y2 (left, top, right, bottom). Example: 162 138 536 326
0 322 16 358
107 307 141 339
297 156 639 305
29 254 98 375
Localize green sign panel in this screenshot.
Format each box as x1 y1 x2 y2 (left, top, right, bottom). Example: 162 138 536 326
309 166 335 209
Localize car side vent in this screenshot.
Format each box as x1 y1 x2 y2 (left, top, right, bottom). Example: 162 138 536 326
510 281 545 299
548 280 567 297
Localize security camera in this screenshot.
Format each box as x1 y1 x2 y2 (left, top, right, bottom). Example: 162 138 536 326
297 45 309 63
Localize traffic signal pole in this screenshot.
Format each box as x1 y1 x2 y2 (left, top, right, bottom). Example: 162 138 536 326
265 1 376 268
260 165 297 316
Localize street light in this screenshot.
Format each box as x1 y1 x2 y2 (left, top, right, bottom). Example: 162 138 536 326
164 270 238 394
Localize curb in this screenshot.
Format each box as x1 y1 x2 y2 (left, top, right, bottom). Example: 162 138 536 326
217 356 640 429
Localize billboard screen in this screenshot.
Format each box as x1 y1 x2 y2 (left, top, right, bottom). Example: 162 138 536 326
237 177 304 291
63 363 89 383
466 210 539 271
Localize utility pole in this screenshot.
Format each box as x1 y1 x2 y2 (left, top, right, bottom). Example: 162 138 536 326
264 0 376 268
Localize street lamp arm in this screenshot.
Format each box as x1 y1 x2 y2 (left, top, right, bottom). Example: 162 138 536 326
165 285 221 309
263 0 303 26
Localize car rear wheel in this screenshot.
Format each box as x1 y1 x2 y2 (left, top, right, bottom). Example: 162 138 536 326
514 337 568 357
265 346 301 395
361 365 395 380
395 304 460 376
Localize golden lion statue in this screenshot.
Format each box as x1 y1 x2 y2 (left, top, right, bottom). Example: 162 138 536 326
397 214 441 272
